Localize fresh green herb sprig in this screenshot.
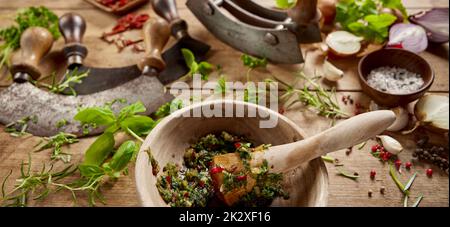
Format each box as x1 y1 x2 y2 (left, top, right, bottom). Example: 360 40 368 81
336 0 408 43
36 69 89 96
2 100 176 207
4 115 38 137
181 48 213 81
0 6 60 71
389 163 423 207
1 154 77 207
154 99 184 119
266 71 349 120
34 132 79 163
74 101 156 142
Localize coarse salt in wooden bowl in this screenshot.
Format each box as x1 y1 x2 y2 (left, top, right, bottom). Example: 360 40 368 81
358 48 434 107
135 100 329 207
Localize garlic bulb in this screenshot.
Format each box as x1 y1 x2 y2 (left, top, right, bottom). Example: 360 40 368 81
323 58 344 82
377 135 403 155
387 107 410 132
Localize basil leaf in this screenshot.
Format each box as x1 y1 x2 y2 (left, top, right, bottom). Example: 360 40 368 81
365 13 397 30
198 61 213 80
106 141 136 172
155 99 184 119
120 115 155 136
78 164 104 177
118 101 146 122
83 132 115 166
182 48 196 71
241 54 267 69
74 107 116 126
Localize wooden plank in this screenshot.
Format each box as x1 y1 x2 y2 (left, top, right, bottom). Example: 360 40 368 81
0 0 448 10
0 91 448 207
1 8 448 91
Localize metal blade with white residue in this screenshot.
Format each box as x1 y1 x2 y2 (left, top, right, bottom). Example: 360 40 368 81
0 76 174 137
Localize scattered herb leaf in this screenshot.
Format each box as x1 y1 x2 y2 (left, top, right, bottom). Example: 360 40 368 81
181 48 213 81
34 132 79 163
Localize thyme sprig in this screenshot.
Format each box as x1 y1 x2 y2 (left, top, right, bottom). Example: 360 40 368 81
4 115 38 137
34 132 79 163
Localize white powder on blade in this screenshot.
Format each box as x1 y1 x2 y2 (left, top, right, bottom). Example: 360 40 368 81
366 66 424 94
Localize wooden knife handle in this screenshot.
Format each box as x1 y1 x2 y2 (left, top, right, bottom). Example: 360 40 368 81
151 0 187 38
59 13 88 67
10 27 54 83
138 17 170 72
288 0 319 25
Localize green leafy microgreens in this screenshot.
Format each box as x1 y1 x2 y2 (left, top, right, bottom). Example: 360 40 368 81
266 71 349 120
181 48 213 81
34 132 79 163
36 68 89 96
4 115 38 137
336 0 408 43
0 6 60 71
241 54 267 82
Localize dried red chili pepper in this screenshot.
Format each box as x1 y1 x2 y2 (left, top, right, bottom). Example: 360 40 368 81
101 13 150 39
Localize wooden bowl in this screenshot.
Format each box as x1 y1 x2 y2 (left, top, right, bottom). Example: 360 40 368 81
135 100 329 207
358 48 434 107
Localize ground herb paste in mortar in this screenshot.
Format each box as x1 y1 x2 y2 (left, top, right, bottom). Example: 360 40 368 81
156 132 289 207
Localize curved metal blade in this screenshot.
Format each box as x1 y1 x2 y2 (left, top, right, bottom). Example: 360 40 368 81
61 64 141 95
187 0 303 64
159 36 211 84
0 76 174 137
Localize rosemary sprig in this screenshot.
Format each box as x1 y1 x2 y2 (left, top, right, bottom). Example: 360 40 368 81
266 71 349 120
4 115 38 137
37 68 89 96
1 154 77 207
34 132 79 163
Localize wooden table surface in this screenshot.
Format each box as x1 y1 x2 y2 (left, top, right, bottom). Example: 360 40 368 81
0 0 448 207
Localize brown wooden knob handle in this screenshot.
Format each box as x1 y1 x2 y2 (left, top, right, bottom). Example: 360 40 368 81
138 17 171 72
10 27 54 82
151 0 180 23
59 13 88 67
151 0 187 38
288 0 319 25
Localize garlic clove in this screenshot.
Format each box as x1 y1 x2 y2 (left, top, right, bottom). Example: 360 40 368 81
377 135 403 155
387 107 410 132
323 58 344 82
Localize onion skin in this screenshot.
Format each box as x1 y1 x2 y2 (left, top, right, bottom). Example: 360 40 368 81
414 95 449 134
409 8 450 44
326 31 363 57
388 23 428 53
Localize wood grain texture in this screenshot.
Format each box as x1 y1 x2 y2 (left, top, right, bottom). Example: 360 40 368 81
0 0 448 207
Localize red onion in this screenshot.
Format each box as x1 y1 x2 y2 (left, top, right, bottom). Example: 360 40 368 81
388 23 428 53
409 8 449 44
